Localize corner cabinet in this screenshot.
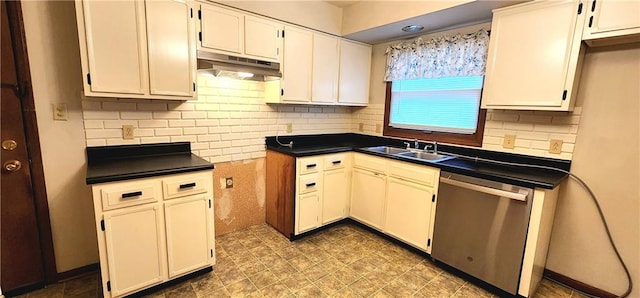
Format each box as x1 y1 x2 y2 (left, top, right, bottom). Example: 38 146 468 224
581 0 640 46
91 171 215 298
265 151 349 239
481 0 586 111
338 40 372 106
265 25 371 106
75 0 196 100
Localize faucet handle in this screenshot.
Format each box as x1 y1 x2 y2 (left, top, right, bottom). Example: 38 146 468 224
403 142 410 149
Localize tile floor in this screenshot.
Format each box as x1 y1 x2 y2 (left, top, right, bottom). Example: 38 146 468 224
16 223 588 298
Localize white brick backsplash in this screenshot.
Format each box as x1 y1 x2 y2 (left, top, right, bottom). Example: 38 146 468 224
106 139 140 146
85 129 121 139
168 119 195 127
81 75 579 162
139 120 168 128
120 111 152 120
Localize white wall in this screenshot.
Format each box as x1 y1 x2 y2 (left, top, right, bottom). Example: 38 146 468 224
21 1 98 272
545 44 639 297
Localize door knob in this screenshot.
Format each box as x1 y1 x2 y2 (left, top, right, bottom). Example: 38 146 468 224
3 160 22 172
2 140 17 151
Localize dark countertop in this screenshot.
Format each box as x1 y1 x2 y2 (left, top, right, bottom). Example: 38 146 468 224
86 142 213 185
266 133 570 189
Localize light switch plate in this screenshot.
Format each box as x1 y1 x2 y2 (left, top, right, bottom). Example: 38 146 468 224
53 103 68 121
375 124 382 133
358 123 364 132
503 134 516 149
122 125 135 139
285 123 293 133
549 139 563 154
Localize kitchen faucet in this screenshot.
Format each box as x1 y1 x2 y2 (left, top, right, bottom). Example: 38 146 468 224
424 141 438 154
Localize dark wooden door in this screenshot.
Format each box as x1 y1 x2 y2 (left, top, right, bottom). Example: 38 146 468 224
1 0 47 292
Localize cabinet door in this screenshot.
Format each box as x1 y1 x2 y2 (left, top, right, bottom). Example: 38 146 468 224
322 168 348 224
281 26 313 102
80 0 146 94
481 1 585 110
200 4 244 54
583 0 640 41
146 0 195 98
164 195 212 277
103 204 165 297
385 177 434 251
296 192 320 234
311 33 339 103
245 16 282 61
338 40 371 105
350 168 386 229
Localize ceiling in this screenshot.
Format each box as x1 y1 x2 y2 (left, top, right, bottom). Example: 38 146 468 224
328 0 527 44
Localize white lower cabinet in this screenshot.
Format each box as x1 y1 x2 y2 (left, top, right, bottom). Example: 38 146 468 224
350 168 386 230
164 195 212 278
103 204 165 297
91 170 215 298
385 177 434 251
295 153 349 235
322 167 349 224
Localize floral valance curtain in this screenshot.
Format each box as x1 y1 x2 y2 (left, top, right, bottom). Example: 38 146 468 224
384 29 490 81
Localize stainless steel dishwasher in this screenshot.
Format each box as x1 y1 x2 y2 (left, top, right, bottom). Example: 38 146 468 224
431 171 534 295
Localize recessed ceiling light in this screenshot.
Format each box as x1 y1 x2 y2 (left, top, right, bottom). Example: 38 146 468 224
402 25 424 33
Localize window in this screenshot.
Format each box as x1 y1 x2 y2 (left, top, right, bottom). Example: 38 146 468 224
383 78 487 146
383 29 489 147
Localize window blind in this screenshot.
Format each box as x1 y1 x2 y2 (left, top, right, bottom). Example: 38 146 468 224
389 76 484 134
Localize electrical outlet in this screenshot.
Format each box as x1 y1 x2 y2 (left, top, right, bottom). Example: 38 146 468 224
549 139 563 154
225 177 233 189
122 125 135 139
503 134 516 149
286 123 292 133
358 123 364 132
375 124 382 133
53 103 68 121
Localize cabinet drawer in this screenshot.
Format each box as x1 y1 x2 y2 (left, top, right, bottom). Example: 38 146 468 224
162 173 209 200
298 174 320 194
323 153 347 170
101 182 159 211
353 153 386 173
388 160 439 187
298 157 321 175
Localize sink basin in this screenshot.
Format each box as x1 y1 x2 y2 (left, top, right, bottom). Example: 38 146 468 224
363 146 410 155
396 151 455 163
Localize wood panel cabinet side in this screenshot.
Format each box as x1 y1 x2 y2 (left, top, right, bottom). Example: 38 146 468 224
265 150 295 238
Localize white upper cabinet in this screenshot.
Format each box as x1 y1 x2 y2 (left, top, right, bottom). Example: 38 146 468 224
146 0 196 97
76 0 196 100
245 16 282 61
77 1 147 95
481 0 586 111
199 4 244 54
311 33 340 103
338 39 372 106
281 25 313 103
198 3 282 62
582 0 640 46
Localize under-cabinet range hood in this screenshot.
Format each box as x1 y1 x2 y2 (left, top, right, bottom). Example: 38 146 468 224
197 51 281 81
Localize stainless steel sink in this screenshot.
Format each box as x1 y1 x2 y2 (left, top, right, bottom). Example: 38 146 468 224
396 151 455 163
363 146 410 155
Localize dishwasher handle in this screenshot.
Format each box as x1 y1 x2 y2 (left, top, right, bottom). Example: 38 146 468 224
440 177 527 202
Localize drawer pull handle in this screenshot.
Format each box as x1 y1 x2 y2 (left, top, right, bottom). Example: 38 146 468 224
306 164 317 168
305 182 316 187
179 182 196 189
122 191 142 199
332 161 342 164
